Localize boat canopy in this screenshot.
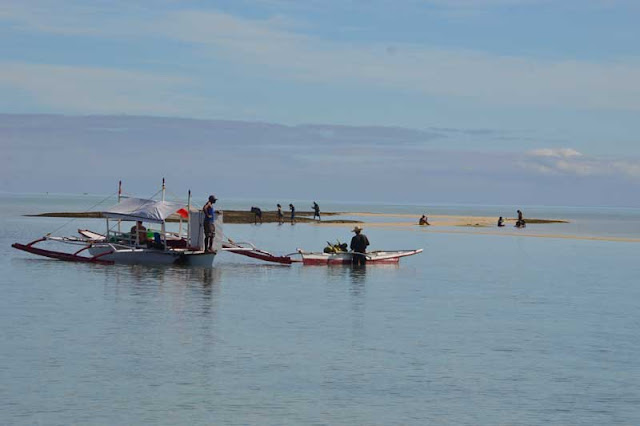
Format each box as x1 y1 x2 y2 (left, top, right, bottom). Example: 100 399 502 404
101 197 186 223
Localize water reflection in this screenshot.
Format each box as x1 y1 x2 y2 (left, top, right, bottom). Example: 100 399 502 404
349 265 366 282
98 264 223 307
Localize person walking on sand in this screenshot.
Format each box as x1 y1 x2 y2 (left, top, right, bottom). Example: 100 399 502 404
289 203 296 224
350 226 370 266
515 209 525 228
203 195 217 252
312 201 321 221
277 204 284 224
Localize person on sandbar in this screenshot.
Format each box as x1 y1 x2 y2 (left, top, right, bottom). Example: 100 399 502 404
419 215 430 225
276 204 284 224
497 217 505 227
251 206 263 224
350 226 370 266
312 201 321 221
289 203 296 224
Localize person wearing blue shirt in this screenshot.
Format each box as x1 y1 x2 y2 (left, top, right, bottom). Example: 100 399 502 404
203 195 217 252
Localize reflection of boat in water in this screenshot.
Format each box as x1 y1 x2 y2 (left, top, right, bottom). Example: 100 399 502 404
297 249 423 265
12 181 220 266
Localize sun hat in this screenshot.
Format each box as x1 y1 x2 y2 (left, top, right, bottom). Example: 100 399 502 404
352 226 363 232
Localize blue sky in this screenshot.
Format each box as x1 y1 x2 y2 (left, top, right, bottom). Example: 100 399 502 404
1 1 639 205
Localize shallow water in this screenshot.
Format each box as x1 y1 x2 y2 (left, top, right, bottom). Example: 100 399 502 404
2 194 640 425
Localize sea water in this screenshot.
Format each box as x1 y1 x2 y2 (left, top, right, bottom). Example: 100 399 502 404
1 194 639 425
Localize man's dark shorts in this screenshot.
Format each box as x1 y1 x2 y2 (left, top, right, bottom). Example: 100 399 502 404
204 221 215 237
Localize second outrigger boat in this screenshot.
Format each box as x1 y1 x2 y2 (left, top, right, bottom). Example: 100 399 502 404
296 249 423 265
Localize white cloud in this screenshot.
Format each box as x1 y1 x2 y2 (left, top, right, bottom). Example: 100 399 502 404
522 147 640 179
527 148 583 158
3 3 640 113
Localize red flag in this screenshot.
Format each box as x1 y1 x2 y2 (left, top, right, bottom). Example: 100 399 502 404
177 208 189 218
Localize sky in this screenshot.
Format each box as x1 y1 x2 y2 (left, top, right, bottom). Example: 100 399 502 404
1 0 639 206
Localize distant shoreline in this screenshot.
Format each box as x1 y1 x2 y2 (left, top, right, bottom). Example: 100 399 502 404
26 210 567 226
24 210 640 242
25 210 359 224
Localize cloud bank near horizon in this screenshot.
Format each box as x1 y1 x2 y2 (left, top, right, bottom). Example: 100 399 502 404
1 114 638 207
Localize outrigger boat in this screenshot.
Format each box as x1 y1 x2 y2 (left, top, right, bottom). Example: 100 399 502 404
12 181 222 266
297 249 423 265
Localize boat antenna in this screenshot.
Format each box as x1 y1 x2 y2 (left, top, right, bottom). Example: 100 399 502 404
162 177 165 202
117 180 122 233
187 189 191 247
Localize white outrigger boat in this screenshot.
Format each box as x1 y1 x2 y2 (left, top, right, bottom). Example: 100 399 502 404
297 249 423 265
12 181 222 266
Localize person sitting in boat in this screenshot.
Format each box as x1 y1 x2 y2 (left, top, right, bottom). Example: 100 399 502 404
350 226 370 266
251 206 263 224
130 221 148 246
497 217 505 227
419 215 430 226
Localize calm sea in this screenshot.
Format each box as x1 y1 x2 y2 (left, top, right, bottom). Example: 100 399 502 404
2 194 640 425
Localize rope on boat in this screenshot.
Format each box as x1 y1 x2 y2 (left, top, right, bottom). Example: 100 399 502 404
46 191 119 237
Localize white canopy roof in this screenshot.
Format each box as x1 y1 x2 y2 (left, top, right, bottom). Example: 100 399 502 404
102 197 186 223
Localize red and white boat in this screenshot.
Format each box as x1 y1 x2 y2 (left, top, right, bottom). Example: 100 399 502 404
297 249 423 265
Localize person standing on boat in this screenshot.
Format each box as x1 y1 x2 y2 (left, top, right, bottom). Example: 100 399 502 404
312 202 321 221
289 203 296 224
277 204 284 224
350 226 370 266
203 195 217 252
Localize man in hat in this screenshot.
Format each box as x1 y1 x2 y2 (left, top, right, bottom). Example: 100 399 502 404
203 195 218 252
350 226 370 266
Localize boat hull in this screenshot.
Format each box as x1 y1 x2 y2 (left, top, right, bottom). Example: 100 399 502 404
299 249 423 265
88 246 215 266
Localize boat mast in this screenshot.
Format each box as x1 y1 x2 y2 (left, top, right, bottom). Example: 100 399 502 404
161 178 167 251
117 180 122 234
187 189 191 247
